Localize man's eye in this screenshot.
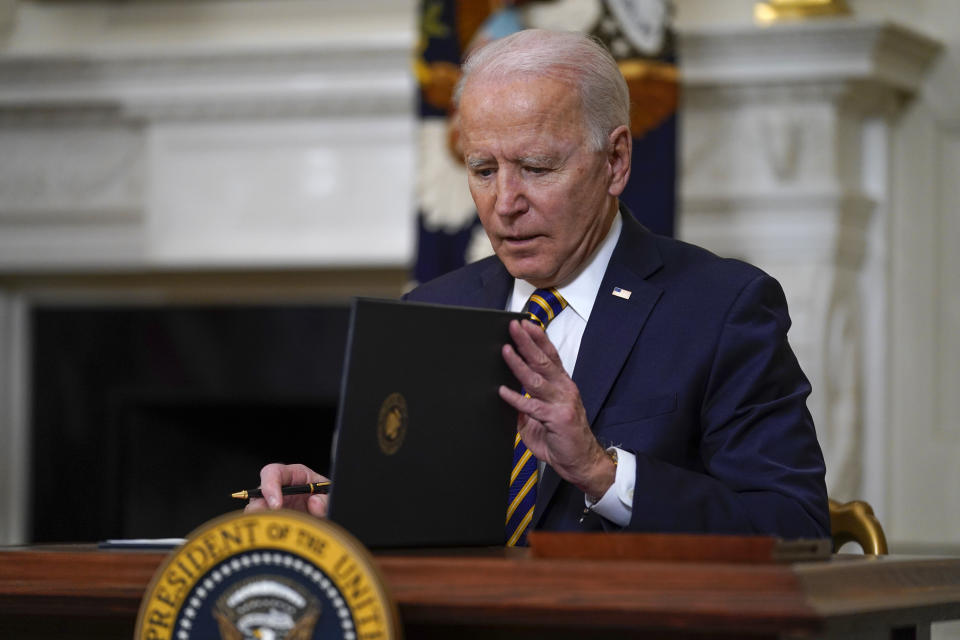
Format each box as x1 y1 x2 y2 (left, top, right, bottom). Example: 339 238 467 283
525 166 549 174
474 168 495 178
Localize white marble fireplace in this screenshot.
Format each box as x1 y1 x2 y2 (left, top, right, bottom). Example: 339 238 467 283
679 19 941 510
0 0 418 544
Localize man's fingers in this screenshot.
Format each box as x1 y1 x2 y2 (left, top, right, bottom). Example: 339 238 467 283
499 383 551 434
257 463 328 511
501 343 550 398
510 320 564 373
259 463 309 508
258 463 286 508
306 494 329 518
244 498 268 514
499 383 535 411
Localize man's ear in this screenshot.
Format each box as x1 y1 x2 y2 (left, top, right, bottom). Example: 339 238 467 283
606 125 632 198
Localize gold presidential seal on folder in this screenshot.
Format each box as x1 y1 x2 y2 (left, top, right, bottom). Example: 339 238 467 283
377 392 408 456
135 510 401 640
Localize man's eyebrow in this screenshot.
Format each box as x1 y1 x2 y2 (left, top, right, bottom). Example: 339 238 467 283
465 157 492 170
518 154 558 166
465 154 559 169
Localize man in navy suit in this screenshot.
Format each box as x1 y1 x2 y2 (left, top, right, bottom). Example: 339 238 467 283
249 29 829 540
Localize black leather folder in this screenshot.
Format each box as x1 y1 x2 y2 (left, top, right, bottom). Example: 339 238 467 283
327 298 524 548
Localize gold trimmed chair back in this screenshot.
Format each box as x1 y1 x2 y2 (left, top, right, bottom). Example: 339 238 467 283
829 498 888 555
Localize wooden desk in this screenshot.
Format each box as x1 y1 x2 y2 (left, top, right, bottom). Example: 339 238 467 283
2 545 960 638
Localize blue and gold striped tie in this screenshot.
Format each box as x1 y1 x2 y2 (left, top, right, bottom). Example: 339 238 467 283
505 287 568 547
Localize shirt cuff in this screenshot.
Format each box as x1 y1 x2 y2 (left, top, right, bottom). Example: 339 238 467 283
584 447 635 527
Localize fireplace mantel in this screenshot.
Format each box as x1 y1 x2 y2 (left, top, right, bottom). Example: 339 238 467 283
0 35 416 272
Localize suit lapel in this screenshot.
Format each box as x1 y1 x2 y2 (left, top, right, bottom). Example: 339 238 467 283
476 259 513 310
574 270 662 425
533 212 664 528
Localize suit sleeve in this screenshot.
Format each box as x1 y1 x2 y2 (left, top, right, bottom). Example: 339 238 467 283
625 274 830 538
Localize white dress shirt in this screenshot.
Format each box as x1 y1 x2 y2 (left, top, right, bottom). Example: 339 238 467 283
507 214 635 527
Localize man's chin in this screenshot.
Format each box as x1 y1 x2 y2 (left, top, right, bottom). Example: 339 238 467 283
501 261 558 288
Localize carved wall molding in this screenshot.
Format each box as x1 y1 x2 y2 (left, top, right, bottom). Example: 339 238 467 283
0 124 145 222
757 113 802 181
0 44 413 122
680 20 940 92
684 81 904 118
822 272 863 497
681 191 874 265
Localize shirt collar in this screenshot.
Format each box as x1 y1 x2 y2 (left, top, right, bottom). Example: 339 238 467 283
509 212 622 323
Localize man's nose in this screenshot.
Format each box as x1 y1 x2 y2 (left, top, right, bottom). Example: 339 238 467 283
494 169 527 217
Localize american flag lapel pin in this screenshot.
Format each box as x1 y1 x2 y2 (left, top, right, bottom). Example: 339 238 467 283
612 286 632 300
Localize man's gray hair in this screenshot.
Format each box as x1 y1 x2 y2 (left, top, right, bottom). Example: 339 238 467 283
454 29 630 151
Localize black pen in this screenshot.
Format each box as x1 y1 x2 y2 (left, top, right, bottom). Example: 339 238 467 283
230 481 330 500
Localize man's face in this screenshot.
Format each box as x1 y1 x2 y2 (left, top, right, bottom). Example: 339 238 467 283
459 76 622 288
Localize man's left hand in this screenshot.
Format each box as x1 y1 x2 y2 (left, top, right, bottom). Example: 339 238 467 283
499 319 615 499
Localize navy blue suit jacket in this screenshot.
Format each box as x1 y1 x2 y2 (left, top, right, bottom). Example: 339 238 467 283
406 212 829 539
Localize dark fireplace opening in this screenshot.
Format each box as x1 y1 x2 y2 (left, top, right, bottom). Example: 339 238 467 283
30 304 351 543
115 398 337 538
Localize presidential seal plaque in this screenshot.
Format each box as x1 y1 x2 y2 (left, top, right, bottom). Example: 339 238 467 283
136 510 400 640
376 392 407 456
